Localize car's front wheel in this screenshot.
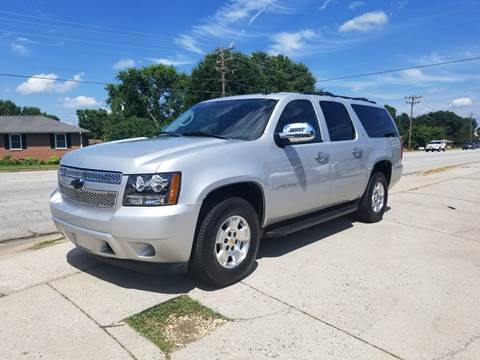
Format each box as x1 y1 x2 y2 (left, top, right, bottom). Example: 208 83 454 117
356 172 388 223
190 197 260 287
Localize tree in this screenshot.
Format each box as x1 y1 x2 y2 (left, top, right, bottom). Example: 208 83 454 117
0 99 59 120
187 51 316 105
77 109 109 140
384 104 397 119
103 116 158 141
106 64 190 127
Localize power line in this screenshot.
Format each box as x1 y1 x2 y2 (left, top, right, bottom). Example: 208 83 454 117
317 57 480 82
0 72 224 94
405 95 422 150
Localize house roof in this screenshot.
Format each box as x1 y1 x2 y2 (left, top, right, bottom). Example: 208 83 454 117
0 116 89 134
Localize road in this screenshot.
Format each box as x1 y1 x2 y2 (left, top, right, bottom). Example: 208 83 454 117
402 148 480 174
1 161 480 360
0 149 479 242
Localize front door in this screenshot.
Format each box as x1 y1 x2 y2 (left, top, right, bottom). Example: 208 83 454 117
267 99 332 222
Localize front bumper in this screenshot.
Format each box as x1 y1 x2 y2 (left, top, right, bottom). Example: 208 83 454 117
50 190 199 264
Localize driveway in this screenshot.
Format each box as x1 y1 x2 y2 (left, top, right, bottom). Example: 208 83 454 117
1 163 480 359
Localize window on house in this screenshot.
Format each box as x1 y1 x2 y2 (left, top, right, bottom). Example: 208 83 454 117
9 134 22 150
55 133 67 149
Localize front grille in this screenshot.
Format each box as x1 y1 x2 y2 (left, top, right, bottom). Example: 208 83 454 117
59 183 118 209
59 166 122 185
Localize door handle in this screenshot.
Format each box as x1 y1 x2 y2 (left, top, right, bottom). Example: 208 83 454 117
315 152 329 163
352 147 363 159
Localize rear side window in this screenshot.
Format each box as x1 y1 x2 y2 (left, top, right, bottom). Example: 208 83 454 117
351 105 399 138
275 100 321 143
319 101 356 141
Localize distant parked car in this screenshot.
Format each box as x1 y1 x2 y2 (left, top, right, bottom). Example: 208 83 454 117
462 141 478 150
425 140 446 152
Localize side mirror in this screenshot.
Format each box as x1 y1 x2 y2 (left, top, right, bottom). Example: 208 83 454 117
275 123 316 147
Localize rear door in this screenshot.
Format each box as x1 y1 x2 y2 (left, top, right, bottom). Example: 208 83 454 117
317 100 367 204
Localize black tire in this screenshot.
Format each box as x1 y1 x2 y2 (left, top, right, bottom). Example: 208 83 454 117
356 172 388 223
190 197 260 287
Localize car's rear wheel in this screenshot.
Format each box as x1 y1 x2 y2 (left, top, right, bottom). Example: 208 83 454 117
356 172 388 223
190 197 260 287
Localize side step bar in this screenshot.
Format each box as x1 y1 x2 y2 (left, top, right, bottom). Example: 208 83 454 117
264 203 358 238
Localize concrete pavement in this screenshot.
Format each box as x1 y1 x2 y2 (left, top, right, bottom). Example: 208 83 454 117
1 163 480 359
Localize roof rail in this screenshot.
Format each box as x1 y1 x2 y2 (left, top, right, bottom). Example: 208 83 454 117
303 91 377 104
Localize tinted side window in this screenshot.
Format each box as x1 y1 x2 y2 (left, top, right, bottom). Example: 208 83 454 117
275 100 321 143
320 101 355 141
351 105 399 138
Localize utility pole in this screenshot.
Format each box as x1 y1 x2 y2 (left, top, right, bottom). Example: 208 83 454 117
405 95 422 150
469 112 474 142
215 46 234 97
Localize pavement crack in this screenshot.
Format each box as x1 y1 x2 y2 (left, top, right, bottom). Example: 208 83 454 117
231 308 288 322
240 281 405 360
437 334 480 359
46 282 139 360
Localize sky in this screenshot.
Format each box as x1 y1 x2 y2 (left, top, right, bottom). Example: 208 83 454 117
0 0 479 125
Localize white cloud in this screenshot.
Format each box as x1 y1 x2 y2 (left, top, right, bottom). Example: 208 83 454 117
61 96 102 108
16 73 83 94
177 0 287 53
10 43 29 55
149 58 192 66
113 58 135 70
348 1 365 10
319 0 335 11
451 97 473 107
176 34 205 54
339 11 389 32
269 29 316 56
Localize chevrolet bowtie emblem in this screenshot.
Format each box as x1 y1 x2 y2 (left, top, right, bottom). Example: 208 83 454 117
71 177 85 190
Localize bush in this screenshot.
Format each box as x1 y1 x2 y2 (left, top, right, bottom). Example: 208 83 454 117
47 155 61 165
22 156 40 165
0 155 18 166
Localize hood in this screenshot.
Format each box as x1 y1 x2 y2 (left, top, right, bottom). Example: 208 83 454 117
61 136 227 173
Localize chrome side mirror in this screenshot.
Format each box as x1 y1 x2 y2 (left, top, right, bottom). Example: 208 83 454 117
276 123 316 146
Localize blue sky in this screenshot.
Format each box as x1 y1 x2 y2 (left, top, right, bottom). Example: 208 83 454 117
0 0 479 124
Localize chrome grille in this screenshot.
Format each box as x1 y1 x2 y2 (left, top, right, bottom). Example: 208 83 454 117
59 166 122 184
59 184 118 208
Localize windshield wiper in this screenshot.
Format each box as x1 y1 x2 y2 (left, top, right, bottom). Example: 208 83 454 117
156 131 182 137
181 131 231 140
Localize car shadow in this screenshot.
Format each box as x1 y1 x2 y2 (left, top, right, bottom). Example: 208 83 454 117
66 212 382 293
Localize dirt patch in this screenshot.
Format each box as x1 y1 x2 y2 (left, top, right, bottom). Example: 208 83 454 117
126 295 228 357
165 313 226 350
421 165 458 176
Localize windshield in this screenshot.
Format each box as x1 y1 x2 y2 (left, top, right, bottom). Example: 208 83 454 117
430 140 442 144
163 99 278 140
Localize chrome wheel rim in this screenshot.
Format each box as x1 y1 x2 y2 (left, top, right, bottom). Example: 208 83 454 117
215 215 251 269
371 182 385 213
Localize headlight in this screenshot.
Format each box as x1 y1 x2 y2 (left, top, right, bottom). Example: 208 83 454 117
123 172 181 206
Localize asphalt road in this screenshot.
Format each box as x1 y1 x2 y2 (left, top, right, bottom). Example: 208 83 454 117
0 148 478 242
1 161 480 360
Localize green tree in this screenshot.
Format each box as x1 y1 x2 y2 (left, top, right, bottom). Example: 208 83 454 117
103 116 158 141
77 109 109 139
0 99 59 119
106 64 190 127
187 51 316 105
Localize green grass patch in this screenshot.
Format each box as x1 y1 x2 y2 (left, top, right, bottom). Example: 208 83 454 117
125 295 228 356
30 238 64 250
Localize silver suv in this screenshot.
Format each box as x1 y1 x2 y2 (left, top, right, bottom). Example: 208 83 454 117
50 92 402 286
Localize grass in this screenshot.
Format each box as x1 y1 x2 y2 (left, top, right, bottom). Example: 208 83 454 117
30 237 64 250
125 295 228 356
0 164 58 172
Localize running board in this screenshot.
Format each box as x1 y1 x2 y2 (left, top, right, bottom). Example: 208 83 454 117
263 202 358 238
